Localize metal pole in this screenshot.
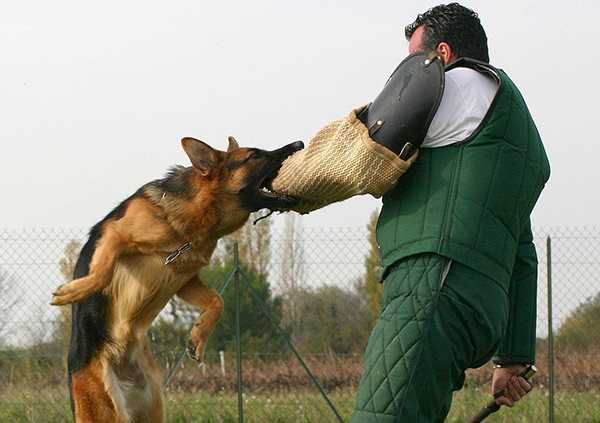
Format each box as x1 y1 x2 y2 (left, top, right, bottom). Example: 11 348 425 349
163 344 189 387
234 242 244 423
240 268 345 423
220 350 226 376
546 236 555 423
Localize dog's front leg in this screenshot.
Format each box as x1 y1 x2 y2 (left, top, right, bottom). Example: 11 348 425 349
51 225 125 305
176 277 224 363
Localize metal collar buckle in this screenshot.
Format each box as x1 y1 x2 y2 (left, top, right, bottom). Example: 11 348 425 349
165 242 193 265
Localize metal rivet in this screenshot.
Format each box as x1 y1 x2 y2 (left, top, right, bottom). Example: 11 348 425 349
424 59 431 65
377 120 383 125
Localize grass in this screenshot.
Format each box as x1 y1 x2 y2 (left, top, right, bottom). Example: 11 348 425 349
1 385 600 422
3 349 600 421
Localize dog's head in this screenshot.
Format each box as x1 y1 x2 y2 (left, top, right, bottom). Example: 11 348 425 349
181 136 304 213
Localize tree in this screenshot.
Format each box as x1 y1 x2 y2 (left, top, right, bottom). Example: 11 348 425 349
360 209 384 324
198 256 285 355
556 291 600 351
279 213 305 340
52 240 82 349
233 210 272 277
292 284 372 354
59 240 81 281
0 268 18 346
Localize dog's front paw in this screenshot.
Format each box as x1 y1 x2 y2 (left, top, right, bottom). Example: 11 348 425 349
186 339 206 364
50 276 104 306
51 283 79 306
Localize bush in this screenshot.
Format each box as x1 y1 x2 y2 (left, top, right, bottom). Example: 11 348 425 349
292 285 372 354
557 292 600 351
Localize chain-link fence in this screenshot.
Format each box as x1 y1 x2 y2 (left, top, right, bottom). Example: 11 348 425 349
0 225 599 422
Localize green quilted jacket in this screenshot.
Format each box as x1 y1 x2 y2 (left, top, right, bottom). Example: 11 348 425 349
377 62 550 364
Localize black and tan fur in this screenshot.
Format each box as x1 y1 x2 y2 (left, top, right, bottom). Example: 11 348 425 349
51 137 303 422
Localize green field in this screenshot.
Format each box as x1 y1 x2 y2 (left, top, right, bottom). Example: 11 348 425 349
1 386 599 422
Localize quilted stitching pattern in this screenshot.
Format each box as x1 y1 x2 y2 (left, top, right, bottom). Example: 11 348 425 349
353 255 446 420
377 69 550 287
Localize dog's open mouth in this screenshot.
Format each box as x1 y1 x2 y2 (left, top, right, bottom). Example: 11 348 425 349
257 167 293 201
242 141 303 211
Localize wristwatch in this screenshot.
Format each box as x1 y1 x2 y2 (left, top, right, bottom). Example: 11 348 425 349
492 363 538 380
493 363 527 369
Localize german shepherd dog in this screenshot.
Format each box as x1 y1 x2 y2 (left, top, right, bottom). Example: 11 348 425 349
50 136 303 422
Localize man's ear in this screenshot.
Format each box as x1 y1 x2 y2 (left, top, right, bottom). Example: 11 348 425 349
227 136 240 152
436 42 456 64
181 137 221 176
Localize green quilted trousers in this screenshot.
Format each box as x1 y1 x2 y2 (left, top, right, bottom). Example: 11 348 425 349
350 253 508 423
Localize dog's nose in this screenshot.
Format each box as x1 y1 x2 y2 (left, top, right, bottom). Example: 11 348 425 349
290 141 304 151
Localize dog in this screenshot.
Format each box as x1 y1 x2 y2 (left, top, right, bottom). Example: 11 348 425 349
50 136 303 422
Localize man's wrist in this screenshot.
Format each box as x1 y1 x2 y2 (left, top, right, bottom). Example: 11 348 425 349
492 356 534 366
492 362 531 370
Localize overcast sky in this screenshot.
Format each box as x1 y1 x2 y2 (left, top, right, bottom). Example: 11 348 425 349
1 0 598 231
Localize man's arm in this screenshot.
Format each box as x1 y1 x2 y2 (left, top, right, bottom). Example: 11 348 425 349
489 219 538 406
271 109 417 214
493 218 538 365
270 52 442 214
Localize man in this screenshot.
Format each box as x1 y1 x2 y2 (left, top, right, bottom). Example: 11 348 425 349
273 3 549 421
348 4 550 422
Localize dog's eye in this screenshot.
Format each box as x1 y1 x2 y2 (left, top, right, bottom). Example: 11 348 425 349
244 151 260 162
234 154 254 167
229 150 260 169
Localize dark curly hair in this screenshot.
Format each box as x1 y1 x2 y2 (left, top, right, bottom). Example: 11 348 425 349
405 3 489 63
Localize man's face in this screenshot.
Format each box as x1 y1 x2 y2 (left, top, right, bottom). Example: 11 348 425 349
407 24 455 64
408 25 427 54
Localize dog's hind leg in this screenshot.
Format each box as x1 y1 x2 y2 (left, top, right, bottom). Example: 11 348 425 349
71 359 125 423
52 224 126 305
176 276 224 363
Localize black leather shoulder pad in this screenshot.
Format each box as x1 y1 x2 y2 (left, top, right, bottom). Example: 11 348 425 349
357 52 445 159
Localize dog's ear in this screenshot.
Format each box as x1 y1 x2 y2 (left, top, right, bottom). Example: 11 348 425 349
227 136 239 152
181 137 221 176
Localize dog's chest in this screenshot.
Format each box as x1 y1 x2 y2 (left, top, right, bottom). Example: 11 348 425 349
163 239 217 273
109 241 217 325
113 246 211 295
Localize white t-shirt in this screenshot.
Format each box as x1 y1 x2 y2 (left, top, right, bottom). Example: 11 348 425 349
422 67 499 148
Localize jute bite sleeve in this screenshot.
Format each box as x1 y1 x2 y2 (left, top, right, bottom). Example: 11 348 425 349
271 108 417 214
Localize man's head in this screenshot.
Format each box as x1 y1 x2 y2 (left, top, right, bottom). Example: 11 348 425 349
405 3 489 64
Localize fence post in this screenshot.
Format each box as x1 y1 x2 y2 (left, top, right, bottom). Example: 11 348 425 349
234 242 244 423
220 350 226 376
546 236 555 423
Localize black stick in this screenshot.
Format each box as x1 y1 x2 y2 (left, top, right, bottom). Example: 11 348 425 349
468 365 537 423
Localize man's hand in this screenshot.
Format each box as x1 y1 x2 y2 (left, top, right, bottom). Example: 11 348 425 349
491 364 533 407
